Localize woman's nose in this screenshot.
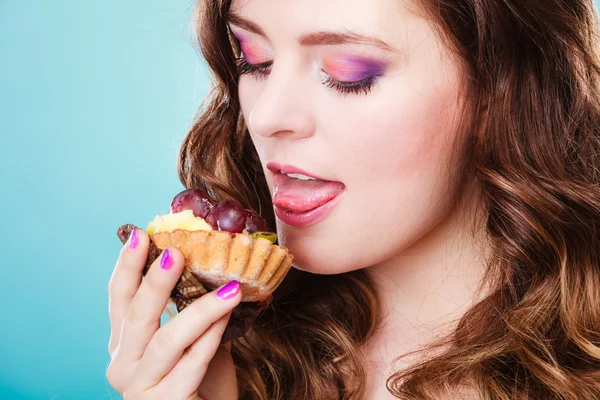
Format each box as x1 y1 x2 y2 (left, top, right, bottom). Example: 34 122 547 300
247 67 316 140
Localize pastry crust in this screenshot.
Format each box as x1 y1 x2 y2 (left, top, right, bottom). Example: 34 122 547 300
117 223 277 343
152 229 294 302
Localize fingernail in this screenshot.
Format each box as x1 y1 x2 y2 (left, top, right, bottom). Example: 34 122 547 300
217 280 240 300
128 229 139 249
160 249 173 270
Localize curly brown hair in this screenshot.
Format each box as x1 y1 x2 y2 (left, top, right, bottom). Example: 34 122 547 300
176 0 600 398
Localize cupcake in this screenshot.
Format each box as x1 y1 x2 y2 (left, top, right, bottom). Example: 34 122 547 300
117 188 294 342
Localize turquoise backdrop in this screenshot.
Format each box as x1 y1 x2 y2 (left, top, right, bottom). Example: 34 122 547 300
0 1 208 399
2 1 600 400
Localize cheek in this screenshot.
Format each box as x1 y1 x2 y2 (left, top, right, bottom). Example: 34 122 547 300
288 73 465 274
329 75 462 192
330 25 465 190
238 78 264 150
238 79 255 126
238 79 277 193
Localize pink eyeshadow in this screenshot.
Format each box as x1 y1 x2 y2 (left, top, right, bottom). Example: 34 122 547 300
323 56 387 81
233 32 273 64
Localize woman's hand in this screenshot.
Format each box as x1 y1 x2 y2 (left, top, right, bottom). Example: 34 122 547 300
107 229 240 400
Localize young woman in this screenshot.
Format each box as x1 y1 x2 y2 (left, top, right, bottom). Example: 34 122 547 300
106 0 600 398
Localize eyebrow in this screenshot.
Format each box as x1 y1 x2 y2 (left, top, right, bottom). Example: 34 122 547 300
226 12 397 52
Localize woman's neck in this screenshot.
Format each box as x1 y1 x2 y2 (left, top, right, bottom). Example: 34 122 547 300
362 181 491 395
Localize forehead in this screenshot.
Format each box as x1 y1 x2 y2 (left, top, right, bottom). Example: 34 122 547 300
229 0 424 43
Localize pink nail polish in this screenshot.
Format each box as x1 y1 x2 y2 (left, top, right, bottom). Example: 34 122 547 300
160 249 173 270
129 229 139 249
217 281 240 300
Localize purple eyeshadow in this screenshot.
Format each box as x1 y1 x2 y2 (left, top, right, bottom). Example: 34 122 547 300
323 56 388 81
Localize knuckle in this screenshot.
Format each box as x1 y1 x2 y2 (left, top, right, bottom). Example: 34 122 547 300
107 278 123 299
108 299 118 323
144 274 163 292
181 341 211 371
106 363 125 393
108 337 117 357
183 341 206 361
189 300 223 326
126 303 152 331
144 271 171 293
126 303 142 325
108 268 139 300
149 331 177 354
107 270 120 295
108 330 125 359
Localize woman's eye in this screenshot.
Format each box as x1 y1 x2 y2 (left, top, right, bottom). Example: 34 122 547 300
235 57 378 96
321 73 378 96
235 57 272 78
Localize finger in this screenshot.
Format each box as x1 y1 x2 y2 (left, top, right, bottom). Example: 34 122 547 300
133 280 242 390
115 247 185 364
157 313 232 400
195 329 239 400
108 228 150 356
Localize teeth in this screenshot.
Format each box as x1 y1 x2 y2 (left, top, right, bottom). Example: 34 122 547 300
285 172 317 181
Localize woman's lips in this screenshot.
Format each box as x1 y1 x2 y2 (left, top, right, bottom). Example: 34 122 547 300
267 162 331 181
272 173 346 213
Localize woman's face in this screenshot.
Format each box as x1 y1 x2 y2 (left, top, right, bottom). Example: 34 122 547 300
230 0 469 274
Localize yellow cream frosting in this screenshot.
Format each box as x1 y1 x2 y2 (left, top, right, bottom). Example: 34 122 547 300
146 210 213 236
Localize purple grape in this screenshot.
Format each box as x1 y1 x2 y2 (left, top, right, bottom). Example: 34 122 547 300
244 209 267 233
212 200 246 233
170 189 215 218
205 207 219 230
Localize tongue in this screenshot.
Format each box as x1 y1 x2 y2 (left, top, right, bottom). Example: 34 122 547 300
273 174 345 213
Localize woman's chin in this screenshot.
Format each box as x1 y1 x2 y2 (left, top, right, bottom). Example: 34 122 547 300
288 251 363 275
277 222 370 275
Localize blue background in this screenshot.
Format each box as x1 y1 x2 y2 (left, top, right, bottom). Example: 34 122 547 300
3 1 600 400
0 1 209 399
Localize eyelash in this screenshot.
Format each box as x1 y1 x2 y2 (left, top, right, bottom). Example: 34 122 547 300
235 57 378 96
